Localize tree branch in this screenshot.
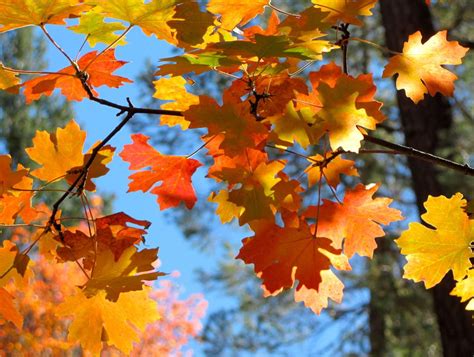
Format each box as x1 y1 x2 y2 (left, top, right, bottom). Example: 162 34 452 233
363 135 474 177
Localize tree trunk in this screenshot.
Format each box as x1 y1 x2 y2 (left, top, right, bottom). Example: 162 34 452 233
379 1 474 355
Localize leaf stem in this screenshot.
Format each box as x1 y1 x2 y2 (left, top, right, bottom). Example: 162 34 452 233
349 37 401 55
267 2 301 18
82 25 134 72
40 25 79 72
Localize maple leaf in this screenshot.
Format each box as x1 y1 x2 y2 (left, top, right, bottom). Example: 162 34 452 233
207 0 268 30
153 76 198 129
294 266 347 314
243 10 280 38
312 0 377 26
120 134 202 210
25 120 114 190
383 30 469 103
56 288 160 355
228 73 308 119
314 183 403 258
156 52 241 77
269 101 319 149
308 62 385 123
313 83 375 152
168 1 215 49
278 7 330 41
450 269 474 310
0 287 22 329
185 95 269 156
23 49 132 102
68 10 127 48
237 218 350 296
208 190 244 224
0 0 89 33
226 160 285 224
0 63 20 93
0 240 21 287
57 212 151 270
396 193 474 288
26 120 85 182
90 0 179 44
306 153 358 189
208 34 333 62
83 246 164 301
0 165 37 225
0 155 28 196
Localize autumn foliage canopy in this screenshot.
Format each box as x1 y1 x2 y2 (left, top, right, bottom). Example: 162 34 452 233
0 0 472 354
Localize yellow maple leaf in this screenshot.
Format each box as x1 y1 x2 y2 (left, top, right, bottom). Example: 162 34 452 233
153 76 198 129
0 0 89 33
56 288 159 355
450 269 474 310
25 120 114 190
207 0 268 30
68 10 127 48
25 120 85 183
208 190 243 224
312 0 377 26
383 30 469 104
83 246 163 301
270 101 320 149
314 81 377 152
396 193 474 289
90 0 179 44
0 63 20 93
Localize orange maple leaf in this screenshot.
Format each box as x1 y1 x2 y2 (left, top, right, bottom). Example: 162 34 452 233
120 134 202 210
314 184 403 258
383 30 468 103
56 212 151 270
0 0 89 33
308 62 385 123
207 0 268 30
185 95 269 156
237 218 350 295
0 155 28 196
25 120 114 190
0 288 23 329
312 0 377 26
306 153 358 189
0 162 37 225
23 49 132 102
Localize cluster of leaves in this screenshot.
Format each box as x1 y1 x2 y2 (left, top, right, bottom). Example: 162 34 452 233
0 227 207 355
0 0 472 354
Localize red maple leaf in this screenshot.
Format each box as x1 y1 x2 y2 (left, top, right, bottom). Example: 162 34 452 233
120 134 202 210
23 49 132 102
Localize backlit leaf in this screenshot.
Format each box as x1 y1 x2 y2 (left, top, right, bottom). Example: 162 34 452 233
0 287 23 329
23 49 132 102
383 31 468 103
396 193 474 288
56 288 159 355
0 0 89 33
120 134 202 210
312 0 377 26
207 0 268 30
315 183 403 258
